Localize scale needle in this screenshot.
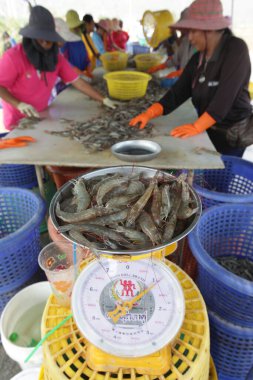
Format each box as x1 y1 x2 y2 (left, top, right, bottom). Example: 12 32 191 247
107 281 158 324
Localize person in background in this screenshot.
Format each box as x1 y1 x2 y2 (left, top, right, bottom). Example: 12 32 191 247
0 6 116 135
92 20 107 55
129 0 252 157
82 14 100 70
111 18 129 52
65 9 93 77
103 19 115 52
2 31 16 53
148 8 195 80
55 18 90 78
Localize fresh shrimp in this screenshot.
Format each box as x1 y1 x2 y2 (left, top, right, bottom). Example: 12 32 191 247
56 203 120 223
105 194 140 208
96 177 129 206
160 185 171 220
151 184 162 226
72 178 90 211
138 211 161 246
126 177 156 226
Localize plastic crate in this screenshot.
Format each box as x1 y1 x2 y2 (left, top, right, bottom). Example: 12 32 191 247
209 310 253 380
100 52 128 71
42 259 211 380
189 204 253 327
193 155 253 209
45 166 93 190
134 53 163 72
103 71 151 100
0 188 46 292
0 164 37 188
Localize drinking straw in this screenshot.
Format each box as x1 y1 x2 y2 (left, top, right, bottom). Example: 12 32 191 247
24 313 73 363
73 242 78 280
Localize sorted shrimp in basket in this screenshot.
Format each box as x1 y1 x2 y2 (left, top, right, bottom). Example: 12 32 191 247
54 170 200 252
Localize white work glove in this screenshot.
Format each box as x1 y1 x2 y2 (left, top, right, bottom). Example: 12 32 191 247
17 102 40 118
102 97 117 110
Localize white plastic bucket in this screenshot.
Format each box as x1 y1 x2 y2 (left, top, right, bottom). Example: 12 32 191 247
10 367 40 380
0 282 51 370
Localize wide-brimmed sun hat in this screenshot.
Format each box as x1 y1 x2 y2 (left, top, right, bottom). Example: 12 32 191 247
66 10 84 29
97 19 109 32
19 5 64 43
55 18 81 42
171 0 231 31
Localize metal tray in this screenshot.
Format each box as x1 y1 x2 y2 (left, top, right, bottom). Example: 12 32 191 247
49 166 202 256
111 140 161 162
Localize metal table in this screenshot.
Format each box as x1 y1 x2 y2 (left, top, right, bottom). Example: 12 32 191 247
0 86 224 196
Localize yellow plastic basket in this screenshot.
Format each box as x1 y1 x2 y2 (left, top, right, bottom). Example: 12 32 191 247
103 71 151 100
100 52 128 72
141 10 174 48
134 53 163 72
42 259 212 380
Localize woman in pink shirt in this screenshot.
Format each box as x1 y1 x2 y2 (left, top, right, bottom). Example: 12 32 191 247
0 6 116 134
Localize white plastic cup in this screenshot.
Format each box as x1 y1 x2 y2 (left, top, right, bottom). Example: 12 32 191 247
0 282 51 370
38 241 82 307
10 367 41 380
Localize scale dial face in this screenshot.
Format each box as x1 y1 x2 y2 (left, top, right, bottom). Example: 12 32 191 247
72 258 185 357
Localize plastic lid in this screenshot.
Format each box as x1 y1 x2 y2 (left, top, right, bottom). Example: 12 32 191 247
10 367 40 380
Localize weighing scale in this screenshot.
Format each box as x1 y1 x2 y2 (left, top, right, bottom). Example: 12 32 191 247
41 258 215 380
71 255 185 374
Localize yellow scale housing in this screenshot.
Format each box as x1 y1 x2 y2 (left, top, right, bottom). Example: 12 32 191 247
41 257 217 380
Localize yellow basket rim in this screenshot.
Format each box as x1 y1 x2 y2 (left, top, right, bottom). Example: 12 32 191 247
134 53 163 61
101 52 129 59
103 71 152 82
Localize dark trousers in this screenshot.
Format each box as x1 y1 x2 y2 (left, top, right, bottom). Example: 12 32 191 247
207 128 245 157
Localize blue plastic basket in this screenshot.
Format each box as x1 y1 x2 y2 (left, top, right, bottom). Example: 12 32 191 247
160 77 178 88
0 187 46 292
189 204 253 327
0 164 38 188
193 155 253 209
209 310 253 380
132 43 150 55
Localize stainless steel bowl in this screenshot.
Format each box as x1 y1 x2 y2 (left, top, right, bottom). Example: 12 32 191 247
49 166 202 256
111 140 161 162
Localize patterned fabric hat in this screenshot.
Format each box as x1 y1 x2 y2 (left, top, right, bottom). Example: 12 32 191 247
66 10 84 29
171 0 231 30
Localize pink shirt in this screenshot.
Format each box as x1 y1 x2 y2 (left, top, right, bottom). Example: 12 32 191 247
0 44 78 130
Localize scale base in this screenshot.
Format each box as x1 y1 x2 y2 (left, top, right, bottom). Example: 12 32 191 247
86 343 171 375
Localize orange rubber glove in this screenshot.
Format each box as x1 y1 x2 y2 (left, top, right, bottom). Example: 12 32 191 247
170 112 216 138
148 62 168 74
129 103 164 129
166 69 183 79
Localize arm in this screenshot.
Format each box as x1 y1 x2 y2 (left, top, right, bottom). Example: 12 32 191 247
71 77 104 102
206 38 251 122
0 85 39 117
159 53 197 114
0 86 19 108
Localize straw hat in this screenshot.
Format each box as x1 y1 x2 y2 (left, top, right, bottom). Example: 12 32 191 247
55 18 81 42
171 0 231 31
65 10 84 29
19 5 64 43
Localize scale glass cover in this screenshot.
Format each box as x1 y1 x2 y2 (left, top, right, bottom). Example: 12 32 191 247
72 258 185 358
